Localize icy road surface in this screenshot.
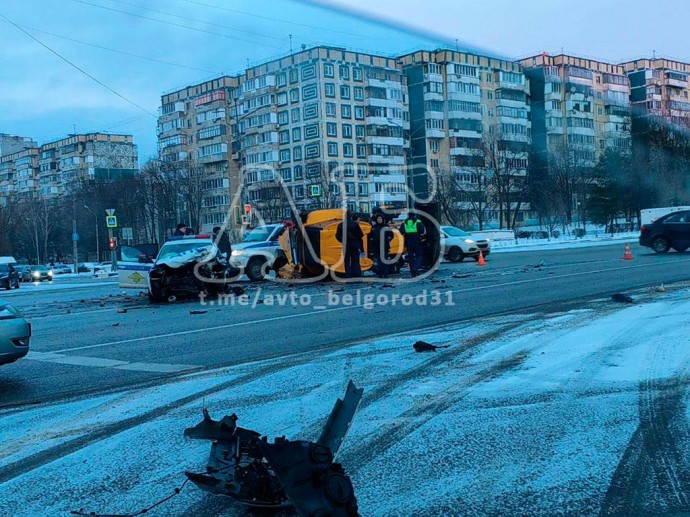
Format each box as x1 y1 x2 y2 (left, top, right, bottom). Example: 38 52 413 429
2 286 690 515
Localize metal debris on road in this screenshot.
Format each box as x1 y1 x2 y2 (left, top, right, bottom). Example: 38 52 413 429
189 310 208 315
611 293 634 304
184 381 363 515
413 340 451 352
116 308 127 314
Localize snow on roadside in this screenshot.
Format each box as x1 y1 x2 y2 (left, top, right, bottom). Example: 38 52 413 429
1 285 690 516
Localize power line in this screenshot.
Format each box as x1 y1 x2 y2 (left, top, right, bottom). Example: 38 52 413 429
177 0 377 38
108 0 288 43
0 9 156 117
22 25 221 74
72 0 284 50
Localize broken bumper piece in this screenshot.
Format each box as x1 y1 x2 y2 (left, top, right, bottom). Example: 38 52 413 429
184 381 363 515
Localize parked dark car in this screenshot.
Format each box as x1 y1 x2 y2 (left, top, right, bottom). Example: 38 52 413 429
639 210 690 253
0 264 20 289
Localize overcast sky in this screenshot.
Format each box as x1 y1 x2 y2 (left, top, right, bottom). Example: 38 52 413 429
1 0 689 161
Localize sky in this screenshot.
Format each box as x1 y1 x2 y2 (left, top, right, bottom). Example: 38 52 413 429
1 0 689 162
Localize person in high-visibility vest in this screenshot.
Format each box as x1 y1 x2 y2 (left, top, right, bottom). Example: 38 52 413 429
400 212 425 277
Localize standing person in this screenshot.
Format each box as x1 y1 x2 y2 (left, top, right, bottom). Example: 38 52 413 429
369 214 393 278
212 226 232 260
335 212 364 279
173 223 187 236
400 211 425 277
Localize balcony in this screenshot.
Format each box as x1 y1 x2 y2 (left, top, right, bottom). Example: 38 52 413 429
365 136 404 147
448 110 482 121
199 152 228 164
447 91 481 103
371 191 407 204
366 97 402 108
368 154 405 165
496 81 529 93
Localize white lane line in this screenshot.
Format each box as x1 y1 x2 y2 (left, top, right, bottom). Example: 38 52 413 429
26 351 194 373
49 258 688 355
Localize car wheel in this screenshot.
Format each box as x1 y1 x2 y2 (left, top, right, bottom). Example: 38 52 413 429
673 246 688 252
446 247 464 263
652 237 671 254
246 257 268 282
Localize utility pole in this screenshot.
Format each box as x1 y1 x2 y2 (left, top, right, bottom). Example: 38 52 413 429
72 220 78 273
84 205 99 262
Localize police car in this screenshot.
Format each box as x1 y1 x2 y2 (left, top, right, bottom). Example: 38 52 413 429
230 224 289 281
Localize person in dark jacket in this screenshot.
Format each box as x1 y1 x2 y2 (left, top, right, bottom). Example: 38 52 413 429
335 212 364 278
212 226 232 259
400 212 425 277
173 223 187 237
369 214 393 278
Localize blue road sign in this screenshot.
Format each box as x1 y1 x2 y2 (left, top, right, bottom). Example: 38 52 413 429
72 233 79 241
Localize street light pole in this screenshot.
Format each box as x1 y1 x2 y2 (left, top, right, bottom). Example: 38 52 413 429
84 205 99 262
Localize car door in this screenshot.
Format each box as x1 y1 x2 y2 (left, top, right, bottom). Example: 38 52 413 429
663 211 690 250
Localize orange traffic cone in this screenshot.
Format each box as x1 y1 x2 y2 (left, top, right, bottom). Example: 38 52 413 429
622 242 634 261
477 250 487 266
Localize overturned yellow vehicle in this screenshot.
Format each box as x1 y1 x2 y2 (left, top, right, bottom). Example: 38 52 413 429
279 209 405 278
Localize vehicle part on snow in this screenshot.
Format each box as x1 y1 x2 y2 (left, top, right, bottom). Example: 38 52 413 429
184 380 363 515
413 340 451 352
611 293 634 304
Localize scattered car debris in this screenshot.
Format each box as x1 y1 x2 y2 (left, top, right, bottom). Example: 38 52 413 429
189 310 207 315
184 381 363 515
413 340 451 352
112 323 119 327
654 284 667 293
98 302 106 307
116 308 127 314
611 293 634 304
452 273 472 279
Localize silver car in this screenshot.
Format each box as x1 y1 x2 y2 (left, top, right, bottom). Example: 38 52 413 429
0 302 31 366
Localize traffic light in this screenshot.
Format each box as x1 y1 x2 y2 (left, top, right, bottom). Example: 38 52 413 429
108 237 118 250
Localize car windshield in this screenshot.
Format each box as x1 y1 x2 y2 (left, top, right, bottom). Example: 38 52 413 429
157 242 211 260
31 266 47 272
244 226 278 242
442 226 471 237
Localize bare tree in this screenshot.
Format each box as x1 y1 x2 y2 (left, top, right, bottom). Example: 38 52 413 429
435 168 490 229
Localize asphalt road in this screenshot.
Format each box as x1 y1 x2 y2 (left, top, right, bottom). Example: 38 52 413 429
1 242 689 408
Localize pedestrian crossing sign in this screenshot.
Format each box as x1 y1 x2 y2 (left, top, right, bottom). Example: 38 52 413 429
106 215 118 228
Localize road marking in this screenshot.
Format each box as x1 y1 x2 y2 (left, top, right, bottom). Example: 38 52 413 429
49 257 689 355
26 351 195 373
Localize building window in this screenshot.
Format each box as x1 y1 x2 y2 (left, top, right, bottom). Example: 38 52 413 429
356 144 366 158
324 63 334 78
429 140 439 152
293 146 302 161
487 91 494 100
327 122 338 137
279 167 292 181
304 123 319 139
291 108 301 123
325 83 336 98
343 143 353 157
358 183 368 196
278 111 289 124
305 143 320 158
301 64 316 80
289 69 298 83
279 130 290 144
345 182 355 195
276 72 287 87
342 124 353 138
354 87 364 100
302 84 318 100
294 185 304 198
277 92 288 106
328 142 339 156
290 89 299 103
280 149 291 163
341 105 352 119
292 127 301 141
326 102 337 117
430 158 439 168
353 68 363 81
294 165 303 179
339 65 350 80
340 85 351 99
355 106 364 120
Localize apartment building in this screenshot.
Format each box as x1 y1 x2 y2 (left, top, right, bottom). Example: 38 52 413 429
158 76 240 230
0 147 39 206
399 49 532 228
37 133 138 199
157 46 409 231
0 134 36 157
621 58 690 131
520 54 632 169
0 133 138 206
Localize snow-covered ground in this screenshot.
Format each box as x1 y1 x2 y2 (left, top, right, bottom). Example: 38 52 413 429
1 284 689 516
491 231 639 253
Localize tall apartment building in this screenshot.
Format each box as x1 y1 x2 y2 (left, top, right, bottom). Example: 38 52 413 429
520 54 632 171
621 58 690 131
0 133 138 206
158 76 240 229
0 134 36 157
399 49 531 227
157 46 409 232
